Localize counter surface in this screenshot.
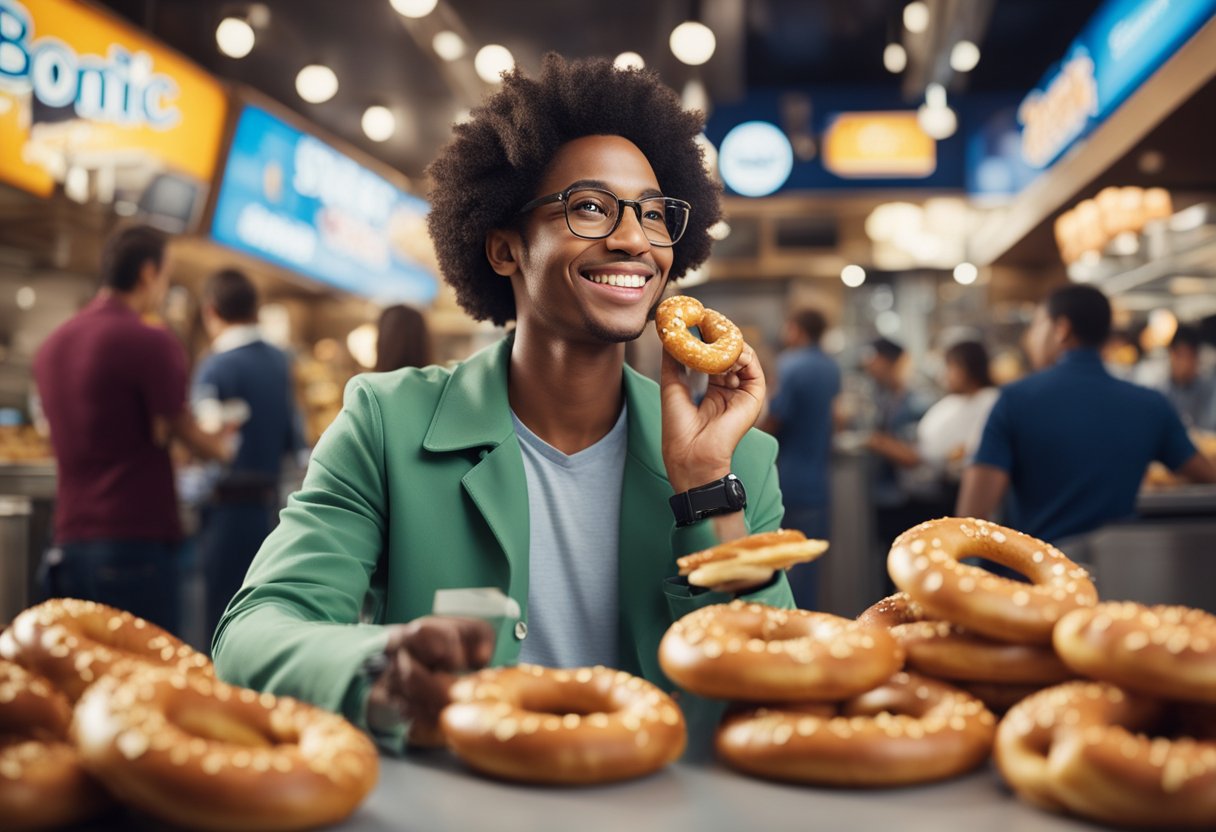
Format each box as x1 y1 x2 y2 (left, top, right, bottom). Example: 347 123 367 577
338 752 1104 832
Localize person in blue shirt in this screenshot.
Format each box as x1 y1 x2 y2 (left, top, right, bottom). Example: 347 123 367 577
194 269 305 645
958 284 1215 542
759 308 840 609
1160 325 1216 431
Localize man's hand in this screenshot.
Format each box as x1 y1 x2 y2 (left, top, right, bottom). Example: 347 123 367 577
660 344 766 494
366 617 495 738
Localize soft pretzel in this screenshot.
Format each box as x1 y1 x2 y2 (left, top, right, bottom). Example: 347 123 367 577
441 664 685 784
0 659 110 831
679 529 828 589
859 593 1073 684
717 672 996 786
655 295 744 374
72 665 379 831
659 601 902 702
887 518 1097 644
1054 602 1216 704
0 599 213 702
996 681 1216 829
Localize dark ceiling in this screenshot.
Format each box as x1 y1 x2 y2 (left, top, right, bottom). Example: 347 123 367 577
92 0 1105 180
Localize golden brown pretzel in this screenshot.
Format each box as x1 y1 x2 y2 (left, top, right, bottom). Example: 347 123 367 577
678 529 829 589
72 665 379 832
0 659 111 831
1054 602 1216 704
859 593 1074 684
655 295 744 374
956 681 1055 715
659 601 903 702
717 672 996 786
441 664 685 784
996 681 1216 829
887 518 1097 644
0 599 213 702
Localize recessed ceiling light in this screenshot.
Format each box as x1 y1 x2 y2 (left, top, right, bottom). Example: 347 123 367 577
614 51 645 71
883 43 907 73
950 40 981 72
296 64 338 103
362 106 395 142
841 264 866 287
390 0 438 19
903 2 930 34
432 30 465 61
670 21 716 66
474 44 514 83
953 262 978 285
216 17 255 59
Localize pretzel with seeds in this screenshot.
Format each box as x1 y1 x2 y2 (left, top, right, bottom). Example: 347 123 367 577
678 529 829 589
717 672 996 786
655 295 744 375
441 664 685 784
888 518 1097 644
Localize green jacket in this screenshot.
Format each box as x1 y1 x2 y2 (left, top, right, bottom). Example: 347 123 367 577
213 335 793 742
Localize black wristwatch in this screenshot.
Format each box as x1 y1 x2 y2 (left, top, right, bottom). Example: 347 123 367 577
669 474 747 527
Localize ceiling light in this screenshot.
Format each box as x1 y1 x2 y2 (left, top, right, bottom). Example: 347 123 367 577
707 220 731 240
670 21 716 66
950 40 981 72
474 44 514 83
347 323 379 370
362 106 395 142
16 286 35 310
953 262 978 285
903 2 930 34
614 51 645 70
432 31 465 61
296 64 338 103
216 17 255 59
883 43 907 73
841 264 866 288
917 104 957 139
389 0 438 18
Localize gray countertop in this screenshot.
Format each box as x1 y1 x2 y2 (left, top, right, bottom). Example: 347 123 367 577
338 751 1111 832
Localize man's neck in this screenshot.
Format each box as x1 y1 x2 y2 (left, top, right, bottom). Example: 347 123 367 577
507 324 627 456
96 287 146 316
212 321 262 354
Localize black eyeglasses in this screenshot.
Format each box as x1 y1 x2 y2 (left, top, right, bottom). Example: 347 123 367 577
517 185 691 247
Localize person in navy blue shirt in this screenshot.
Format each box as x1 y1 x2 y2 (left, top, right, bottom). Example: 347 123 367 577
194 269 304 645
759 308 840 608
958 284 1215 542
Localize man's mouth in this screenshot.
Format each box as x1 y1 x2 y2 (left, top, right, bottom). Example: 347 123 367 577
580 272 651 288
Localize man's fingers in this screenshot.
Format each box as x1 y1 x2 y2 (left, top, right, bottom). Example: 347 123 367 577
451 617 496 669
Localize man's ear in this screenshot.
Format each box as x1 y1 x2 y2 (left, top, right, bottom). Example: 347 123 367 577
486 228 523 277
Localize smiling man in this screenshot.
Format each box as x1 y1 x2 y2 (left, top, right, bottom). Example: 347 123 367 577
212 54 794 749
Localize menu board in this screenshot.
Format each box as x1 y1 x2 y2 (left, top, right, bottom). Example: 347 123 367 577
210 104 438 304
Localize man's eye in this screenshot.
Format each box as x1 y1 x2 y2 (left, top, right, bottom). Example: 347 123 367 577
573 200 607 214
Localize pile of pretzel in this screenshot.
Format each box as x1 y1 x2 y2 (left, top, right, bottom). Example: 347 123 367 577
855 517 1216 829
0 598 378 831
677 529 829 590
1053 185 1172 266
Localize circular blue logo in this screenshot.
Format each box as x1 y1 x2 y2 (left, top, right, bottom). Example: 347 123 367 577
718 121 794 197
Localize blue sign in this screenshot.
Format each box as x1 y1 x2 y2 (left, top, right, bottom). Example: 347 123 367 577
1019 0 1216 169
211 105 438 303
718 121 794 197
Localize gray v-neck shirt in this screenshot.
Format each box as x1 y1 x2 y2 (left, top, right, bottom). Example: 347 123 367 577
512 406 627 669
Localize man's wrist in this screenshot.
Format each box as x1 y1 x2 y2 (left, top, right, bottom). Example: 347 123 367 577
667 464 731 495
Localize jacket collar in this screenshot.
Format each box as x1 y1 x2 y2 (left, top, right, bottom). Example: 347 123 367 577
422 334 517 453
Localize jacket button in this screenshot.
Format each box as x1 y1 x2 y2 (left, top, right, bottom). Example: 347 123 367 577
514 621 528 640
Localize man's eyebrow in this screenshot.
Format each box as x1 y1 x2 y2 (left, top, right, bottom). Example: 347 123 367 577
565 179 665 199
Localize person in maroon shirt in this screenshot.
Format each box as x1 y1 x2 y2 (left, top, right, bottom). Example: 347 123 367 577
33 225 231 631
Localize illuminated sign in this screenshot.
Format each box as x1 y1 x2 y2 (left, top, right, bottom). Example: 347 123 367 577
0 0 226 225
718 121 793 197
822 112 936 178
211 105 438 304
1019 0 1216 169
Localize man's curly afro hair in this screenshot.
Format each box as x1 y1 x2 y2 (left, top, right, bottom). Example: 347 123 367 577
426 52 722 326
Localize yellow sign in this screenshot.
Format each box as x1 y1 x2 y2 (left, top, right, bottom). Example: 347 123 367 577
822 112 936 178
0 0 226 210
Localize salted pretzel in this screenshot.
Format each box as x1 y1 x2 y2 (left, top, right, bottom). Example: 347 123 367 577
678 529 829 589
655 295 744 374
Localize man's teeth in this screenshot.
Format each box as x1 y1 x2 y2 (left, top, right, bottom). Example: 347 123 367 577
584 273 648 288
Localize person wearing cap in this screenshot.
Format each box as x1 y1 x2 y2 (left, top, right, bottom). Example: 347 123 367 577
759 308 840 609
212 55 794 750
958 284 1216 542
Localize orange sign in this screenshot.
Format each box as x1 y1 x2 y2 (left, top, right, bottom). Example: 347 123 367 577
0 0 226 213
822 112 936 178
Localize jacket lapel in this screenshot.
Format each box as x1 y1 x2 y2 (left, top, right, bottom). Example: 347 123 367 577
422 335 530 608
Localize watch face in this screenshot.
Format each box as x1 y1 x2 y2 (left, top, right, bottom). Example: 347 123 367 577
727 479 746 507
